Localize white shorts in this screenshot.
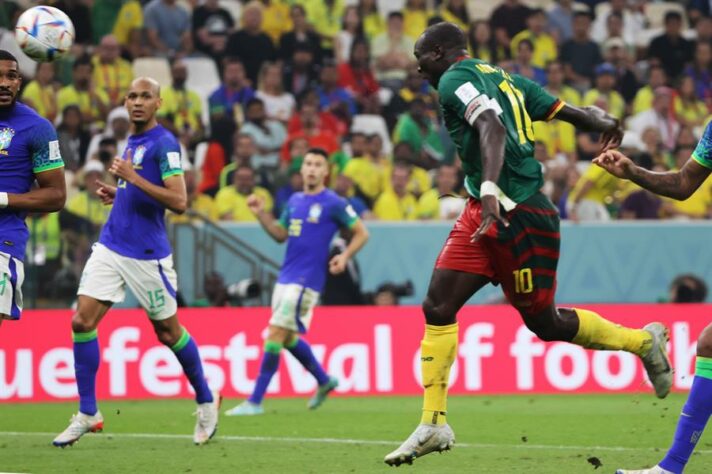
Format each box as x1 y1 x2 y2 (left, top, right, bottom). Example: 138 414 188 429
269 283 319 333
0 251 24 320
78 243 178 320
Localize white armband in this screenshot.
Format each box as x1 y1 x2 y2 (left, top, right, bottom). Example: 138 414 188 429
479 181 517 211
0 192 8 208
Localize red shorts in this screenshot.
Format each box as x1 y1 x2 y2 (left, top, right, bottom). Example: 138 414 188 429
436 193 560 314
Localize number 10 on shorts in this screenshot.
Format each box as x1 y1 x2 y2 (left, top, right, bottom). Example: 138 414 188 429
147 289 165 309
513 268 533 294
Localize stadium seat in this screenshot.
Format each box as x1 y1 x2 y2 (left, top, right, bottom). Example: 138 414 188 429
0 29 36 78
193 141 209 171
181 56 221 132
635 27 663 48
351 114 392 154
219 0 242 22
467 0 501 21
645 2 687 30
176 0 192 13
378 0 404 17
132 57 172 88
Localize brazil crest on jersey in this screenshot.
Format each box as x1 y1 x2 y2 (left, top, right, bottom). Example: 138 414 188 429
438 58 564 204
99 124 183 260
0 102 64 260
277 189 358 292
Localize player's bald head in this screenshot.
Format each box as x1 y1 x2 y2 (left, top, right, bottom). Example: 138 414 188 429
416 22 467 55
130 77 161 96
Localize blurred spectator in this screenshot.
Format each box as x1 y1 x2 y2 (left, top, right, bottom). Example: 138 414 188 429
208 58 255 126
373 162 417 220
602 38 639 104
640 127 667 164
0 1 19 29
192 0 234 62
85 107 130 164
322 236 364 305
144 0 192 57
695 15 712 44
283 43 320 97
192 271 230 307
603 12 632 53
219 133 258 188
666 144 712 219
256 62 296 123
684 41 712 105
534 63 577 162
467 20 505 64
591 0 644 46
332 172 372 218
289 89 346 138
393 99 444 164
335 6 363 65
648 11 694 80
111 0 143 50
438 0 469 31
628 87 679 152
316 60 357 120
548 0 574 43
372 11 415 90
632 65 667 116
55 0 92 46
511 9 557 69
674 76 708 129
199 117 236 195
567 159 635 221
278 4 322 64
57 105 91 172
95 137 117 170
668 274 708 303
91 0 122 45
583 63 625 120
65 159 112 228
281 100 340 163
358 0 385 41
274 161 303 216
489 0 532 52
92 35 132 108
215 164 273 221
240 97 287 170
280 134 310 172
561 11 602 91
544 60 581 106
402 0 432 44
259 0 292 46
21 62 58 123
225 1 277 87
577 96 607 162
618 153 663 219
158 59 205 148
417 164 464 220
171 161 218 221
338 38 380 110
383 141 432 196
58 55 110 127
385 63 434 130
342 132 386 204
508 38 546 86
303 0 345 53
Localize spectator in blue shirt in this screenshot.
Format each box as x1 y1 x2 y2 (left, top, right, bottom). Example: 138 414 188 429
208 58 255 127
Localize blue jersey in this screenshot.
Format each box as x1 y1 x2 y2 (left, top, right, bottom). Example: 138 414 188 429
692 121 712 170
0 102 63 261
277 189 358 292
99 125 183 260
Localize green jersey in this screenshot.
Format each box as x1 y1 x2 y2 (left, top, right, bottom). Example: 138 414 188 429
438 58 564 204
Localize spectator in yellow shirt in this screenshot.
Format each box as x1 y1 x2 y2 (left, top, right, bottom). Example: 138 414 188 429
358 0 385 40
169 162 218 223
665 144 712 219
631 65 667 116
402 0 433 43
65 160 112 227
342 132 386 203
567 161 636 221
92 35 133 108
112 0 144 46
260 0 292 45
511 9 558 69
534 61 579 162
382 142 432 198
674 76 709 129
215 165 273 221
21 62 58 123
302 0 345 50
582 63 625 119
374 162 418 220
417 164 464 220
438 0 469 31
58 55 110 128
158 60 205 147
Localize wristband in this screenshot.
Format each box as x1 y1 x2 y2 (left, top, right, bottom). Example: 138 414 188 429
480 181 499 197
0 192 8 208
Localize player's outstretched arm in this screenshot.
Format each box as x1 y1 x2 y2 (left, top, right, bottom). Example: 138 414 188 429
248 194 288 243
594 150 711 200
555 104 623 151
3 168 66 212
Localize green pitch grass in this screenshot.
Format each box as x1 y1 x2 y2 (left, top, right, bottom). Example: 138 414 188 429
0 394 710 473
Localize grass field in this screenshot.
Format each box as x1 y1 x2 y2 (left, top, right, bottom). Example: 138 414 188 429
0 394 710 473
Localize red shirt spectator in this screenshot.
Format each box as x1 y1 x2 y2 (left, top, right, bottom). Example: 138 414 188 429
337 38 379 105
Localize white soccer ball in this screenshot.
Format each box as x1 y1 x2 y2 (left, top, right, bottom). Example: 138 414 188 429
14 6 75 62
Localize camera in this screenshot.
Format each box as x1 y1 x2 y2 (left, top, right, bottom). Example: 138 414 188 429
363 280 414 305
227 278 261 304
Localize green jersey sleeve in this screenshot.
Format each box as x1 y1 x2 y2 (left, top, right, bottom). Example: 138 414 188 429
511 74 564 122
692 121 712 170
331 196 359 229
30 118 64 173
438 68 503 126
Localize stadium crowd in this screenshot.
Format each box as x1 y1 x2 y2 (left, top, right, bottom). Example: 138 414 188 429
1 0 712 302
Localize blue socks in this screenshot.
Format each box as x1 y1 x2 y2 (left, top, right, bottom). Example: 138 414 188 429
172 328 213 404
73 330 100 416
287 338 330 386
659 357 712 474
249 341 283 405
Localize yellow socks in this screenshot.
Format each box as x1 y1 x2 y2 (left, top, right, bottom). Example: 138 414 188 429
420 323 458 426
572 308 652 356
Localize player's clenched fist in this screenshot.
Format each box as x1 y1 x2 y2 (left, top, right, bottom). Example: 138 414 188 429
328 253 348 274
247 194 264 214
95 179 116 205
593 150 635 180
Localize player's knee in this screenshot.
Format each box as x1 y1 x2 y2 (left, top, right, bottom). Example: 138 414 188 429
71 311 96 333
696 325 712 358
154 327 180 347
422 297 455 325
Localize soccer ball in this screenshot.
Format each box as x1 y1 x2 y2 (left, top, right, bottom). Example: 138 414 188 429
14 6 75 62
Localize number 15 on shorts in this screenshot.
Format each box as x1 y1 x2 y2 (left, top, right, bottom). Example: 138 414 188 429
513 268 533 294
147 289 165 309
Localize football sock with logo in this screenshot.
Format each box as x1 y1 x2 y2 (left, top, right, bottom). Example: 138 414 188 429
286 337 330 386
571 308 652 356
248 341 283 405
659 357 712 474
171 327 213 404
420 323 459 426
73 329 100 416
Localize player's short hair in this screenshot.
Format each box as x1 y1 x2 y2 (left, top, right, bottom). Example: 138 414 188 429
0 50 18 64
304 147 329 161
420 22 467 53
